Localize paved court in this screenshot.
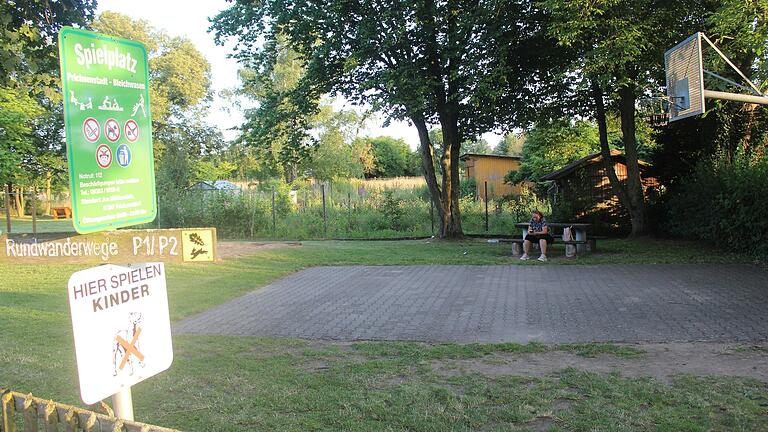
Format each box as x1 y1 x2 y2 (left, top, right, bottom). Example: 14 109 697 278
174 264 768 343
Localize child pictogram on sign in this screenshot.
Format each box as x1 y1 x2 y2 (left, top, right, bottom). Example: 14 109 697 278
113 312 146 376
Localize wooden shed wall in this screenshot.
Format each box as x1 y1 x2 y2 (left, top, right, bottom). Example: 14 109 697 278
464 156 525 200
558 161 658 206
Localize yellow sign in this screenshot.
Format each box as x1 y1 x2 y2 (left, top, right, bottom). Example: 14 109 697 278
181 229 215 262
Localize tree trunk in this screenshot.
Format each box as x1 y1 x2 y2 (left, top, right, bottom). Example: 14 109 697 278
412 115 462 239
591 80 635 233
617 85 646 236
438 112 463 239
45 172 52 215
14 185 25 217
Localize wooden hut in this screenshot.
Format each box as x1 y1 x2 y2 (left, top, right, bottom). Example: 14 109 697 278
540 151 659 232
460 153 527 200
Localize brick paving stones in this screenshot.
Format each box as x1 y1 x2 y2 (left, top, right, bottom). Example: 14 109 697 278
174 264 768 343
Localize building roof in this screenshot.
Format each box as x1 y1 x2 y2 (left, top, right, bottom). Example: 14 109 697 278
540 150 652 181
460 153 522 161
189 180 241 191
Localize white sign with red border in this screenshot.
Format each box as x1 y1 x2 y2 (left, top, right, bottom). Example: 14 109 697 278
104 118 121 142
124 119 139 142
96 144 113 169
83 117 100 143
68 263 173 405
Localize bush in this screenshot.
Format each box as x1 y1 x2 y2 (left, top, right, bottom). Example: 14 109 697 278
664 156 768 258
460 177 477 199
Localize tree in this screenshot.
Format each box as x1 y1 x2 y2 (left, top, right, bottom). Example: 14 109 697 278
0 1 96 94
235 35 313 182
211 0 557 238
462 138 492 154
367 136 413 178
507 120 601 184
540 0 714 236
494 132 525 156
0 86 45 215
92 12 212 127
305 106 368 181
0 87 44 186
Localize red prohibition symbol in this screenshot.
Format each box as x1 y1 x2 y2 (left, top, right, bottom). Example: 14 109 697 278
83 118 100 143
104 118 121 142
96 144 112 169
124 119 139 142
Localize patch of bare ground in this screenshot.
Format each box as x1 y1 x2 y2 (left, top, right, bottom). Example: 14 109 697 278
218 241 301 258
431 342 768 384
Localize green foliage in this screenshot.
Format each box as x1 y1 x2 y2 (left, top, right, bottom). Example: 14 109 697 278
664 155 768 259
459 177 477 199
507 120 601 184
366 136 417 177
494 133 524 156
92 12 211 126
380 190 405 231
211 0 565 237
462 138 492 154
0 86 44 185
305 109 368 181
0 1 96 94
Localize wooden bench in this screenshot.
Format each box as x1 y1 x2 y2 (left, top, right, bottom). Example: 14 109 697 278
500 237 597 257
51 207 72 219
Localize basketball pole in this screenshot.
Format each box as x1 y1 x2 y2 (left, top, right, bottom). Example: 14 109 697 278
112 387 134 420
704 90 768 105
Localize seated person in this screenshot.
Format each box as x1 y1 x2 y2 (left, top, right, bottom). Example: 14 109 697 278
521 210 554 262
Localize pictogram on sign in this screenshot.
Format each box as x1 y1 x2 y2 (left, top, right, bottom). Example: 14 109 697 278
116 144 131 168
96 144 112 169
124 119 139 142
104 118 121 142
113 312 145 376
83 117 100 142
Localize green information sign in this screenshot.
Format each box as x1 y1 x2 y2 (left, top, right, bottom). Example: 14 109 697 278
58 27 156 234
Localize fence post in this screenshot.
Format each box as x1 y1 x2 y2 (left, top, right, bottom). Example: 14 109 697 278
271 186 276 236
347 192 351 235
430 199 434 236
484 181 489 232
31 188 37 237
1 389 16 432
4 184 11 234
322 184 327 238
249 190 257 238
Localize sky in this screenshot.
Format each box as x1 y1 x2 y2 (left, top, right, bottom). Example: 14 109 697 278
96 0 503 149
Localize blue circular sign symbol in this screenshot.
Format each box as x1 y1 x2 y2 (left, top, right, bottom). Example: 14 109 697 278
116 144 132 168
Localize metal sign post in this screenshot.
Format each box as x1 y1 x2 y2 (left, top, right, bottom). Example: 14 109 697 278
112 388 134 421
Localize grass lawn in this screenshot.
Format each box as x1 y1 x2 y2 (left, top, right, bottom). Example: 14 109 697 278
3 216 76 234
1 239 766 430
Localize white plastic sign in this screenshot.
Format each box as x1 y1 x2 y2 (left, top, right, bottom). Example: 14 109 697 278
68 263 173 404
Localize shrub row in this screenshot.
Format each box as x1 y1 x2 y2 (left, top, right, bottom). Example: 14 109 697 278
664 156 768 258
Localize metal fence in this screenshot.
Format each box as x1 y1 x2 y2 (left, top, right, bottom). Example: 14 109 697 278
0 389 177 432
1 186 74 236
2 182 542 239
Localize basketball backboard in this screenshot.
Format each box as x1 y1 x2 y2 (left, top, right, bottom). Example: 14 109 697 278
664 32 705 122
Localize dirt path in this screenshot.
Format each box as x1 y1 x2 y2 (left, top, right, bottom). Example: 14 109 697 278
431 342 768 383
217 241 301 258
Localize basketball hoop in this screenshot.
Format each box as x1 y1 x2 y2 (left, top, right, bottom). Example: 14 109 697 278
664 32 768 123
637 97 673 127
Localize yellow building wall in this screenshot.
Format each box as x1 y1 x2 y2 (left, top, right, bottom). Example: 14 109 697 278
465 157 528 200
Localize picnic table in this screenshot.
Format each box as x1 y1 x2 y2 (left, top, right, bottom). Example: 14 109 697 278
515 222 592 254
51 207 72 219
